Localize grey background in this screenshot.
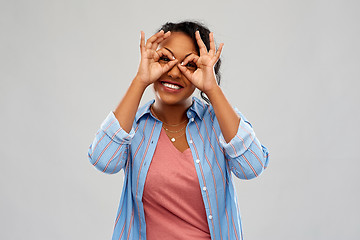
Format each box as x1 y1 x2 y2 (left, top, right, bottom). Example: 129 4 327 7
1 0 359 239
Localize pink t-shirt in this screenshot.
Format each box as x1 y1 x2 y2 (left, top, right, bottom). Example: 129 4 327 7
142 128 211 240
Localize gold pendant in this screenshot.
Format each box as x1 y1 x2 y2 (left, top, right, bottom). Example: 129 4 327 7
171 137 176 142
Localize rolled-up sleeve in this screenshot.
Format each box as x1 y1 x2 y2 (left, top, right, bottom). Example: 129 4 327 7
88 111 135 174
220 110 269 180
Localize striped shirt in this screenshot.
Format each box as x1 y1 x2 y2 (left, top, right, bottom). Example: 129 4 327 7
88 96 269 240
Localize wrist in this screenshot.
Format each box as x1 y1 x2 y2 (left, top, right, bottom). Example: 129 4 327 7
133 75 150 90
204 85 222 101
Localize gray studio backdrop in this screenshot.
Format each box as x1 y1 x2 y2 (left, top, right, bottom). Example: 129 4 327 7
1 0 359 239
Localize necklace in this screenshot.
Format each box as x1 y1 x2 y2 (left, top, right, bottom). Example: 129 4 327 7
150 106 188 142
169 130 186 142
163 125 186 133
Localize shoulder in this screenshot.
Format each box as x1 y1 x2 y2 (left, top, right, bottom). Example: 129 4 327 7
134 99 155 123
192 97 225 123
190 97 213 120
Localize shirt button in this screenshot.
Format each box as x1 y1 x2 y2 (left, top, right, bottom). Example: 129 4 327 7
190 118 194 122
208 215 213 220
189 140 193 144
203 186 207 191
196 159 200 164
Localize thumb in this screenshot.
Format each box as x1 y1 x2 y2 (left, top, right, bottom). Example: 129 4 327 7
178 63 193 81
161 59 179 73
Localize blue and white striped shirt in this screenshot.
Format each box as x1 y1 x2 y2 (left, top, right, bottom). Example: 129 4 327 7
88 96 269 240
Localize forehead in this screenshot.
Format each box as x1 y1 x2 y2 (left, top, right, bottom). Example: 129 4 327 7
159 32 197 55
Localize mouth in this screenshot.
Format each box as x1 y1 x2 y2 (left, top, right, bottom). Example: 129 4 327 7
160 81 184 90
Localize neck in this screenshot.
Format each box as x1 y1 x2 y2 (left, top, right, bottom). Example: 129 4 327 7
151 98 193 125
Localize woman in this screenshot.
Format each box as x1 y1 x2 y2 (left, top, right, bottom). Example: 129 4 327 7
88 21 269 240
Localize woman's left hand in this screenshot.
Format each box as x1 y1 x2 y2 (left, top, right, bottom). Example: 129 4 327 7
178 31 224 94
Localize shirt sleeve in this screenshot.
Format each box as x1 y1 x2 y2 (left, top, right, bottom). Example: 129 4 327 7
219 109 269 180
88 111 135 174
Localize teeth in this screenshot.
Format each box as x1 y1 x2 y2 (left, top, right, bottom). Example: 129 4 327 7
162 82 181 90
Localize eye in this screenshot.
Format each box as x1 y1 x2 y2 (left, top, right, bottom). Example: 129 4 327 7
186 62 197 71
159 56 171 62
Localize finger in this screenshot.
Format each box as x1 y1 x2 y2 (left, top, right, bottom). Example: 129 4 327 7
163 30 171 39
181 53 199 66
181 53 199 72
157 48 176 61
161 59 179 73
153 50 160 62
145 30 165 49
151 31 171 50
178 63 193 80
214 43 224 62
209 32 216 56
151 38 162 51
140 31 145 52
195 31 208 55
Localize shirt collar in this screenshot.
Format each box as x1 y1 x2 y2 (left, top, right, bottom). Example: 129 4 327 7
134 96 207 123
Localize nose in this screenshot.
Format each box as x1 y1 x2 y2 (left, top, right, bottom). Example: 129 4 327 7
167 63 181 79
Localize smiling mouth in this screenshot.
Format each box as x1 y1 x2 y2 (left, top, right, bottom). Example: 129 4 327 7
161 81 183 90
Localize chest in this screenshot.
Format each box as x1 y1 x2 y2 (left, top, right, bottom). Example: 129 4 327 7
127 118 228 200
165 131 189 152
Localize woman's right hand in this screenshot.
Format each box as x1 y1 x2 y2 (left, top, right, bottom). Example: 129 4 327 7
135 30 178 86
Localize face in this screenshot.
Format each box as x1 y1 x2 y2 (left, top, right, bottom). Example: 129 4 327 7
153 32 198 107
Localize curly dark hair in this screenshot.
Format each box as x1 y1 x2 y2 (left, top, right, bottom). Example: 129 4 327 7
157 21 222 104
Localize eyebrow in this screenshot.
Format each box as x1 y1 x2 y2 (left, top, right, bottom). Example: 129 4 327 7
165 47 194 59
